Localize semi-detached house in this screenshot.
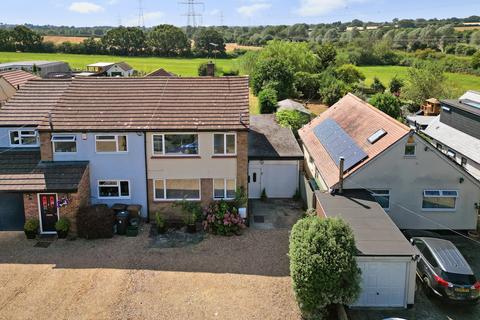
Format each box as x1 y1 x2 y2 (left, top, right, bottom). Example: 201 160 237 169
0 77 249 233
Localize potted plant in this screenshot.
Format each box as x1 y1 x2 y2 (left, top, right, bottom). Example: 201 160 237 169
24 218 39 239
155 211 167 234
55 217 70 239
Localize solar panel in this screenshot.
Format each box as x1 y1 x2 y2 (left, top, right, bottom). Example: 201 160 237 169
313 118 368 172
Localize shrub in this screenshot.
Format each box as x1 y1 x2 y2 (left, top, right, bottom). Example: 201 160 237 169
369 93 402 119
251 58 295 99
335 64 365 84
289 217 361 318
174 200 202 225
155 211 165 228
294 72 321 99
318 77 350 106
276 109 311 137
389 76 404 96
473 51 480 70
198 62 219 76
370 77 386 93
260 188 268 201
202 200 245 235
77 205 115 239
55 217 70 232
258 87 278 114
24 218 39 232
222 69 239 76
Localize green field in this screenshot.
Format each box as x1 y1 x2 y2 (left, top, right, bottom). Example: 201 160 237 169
0 51 239 76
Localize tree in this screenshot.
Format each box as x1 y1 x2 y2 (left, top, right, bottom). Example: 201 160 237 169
259 40 320 73
197 62 218 76
312 43 337 71
0 29 14 51
239 50 260 75
470 31 480 47
289 216 361 318
193 28 226 56
102 26 146 56
473 51 480 70
370 77 386 93
276 110 311 137
294 72 321 100
258 88 278 114
12 25 42 52
369 93 402 119
322 28 339 43
335 64 365 84
404 62 446 106
251 58 295 100
148 24 189 56
389 76 405 96
318 75 350 106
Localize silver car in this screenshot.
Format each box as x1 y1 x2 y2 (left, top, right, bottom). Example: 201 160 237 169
411 237 480 303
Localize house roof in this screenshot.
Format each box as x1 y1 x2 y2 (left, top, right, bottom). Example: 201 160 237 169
0 77 250 131
0 70 40 88
146 68 177 77
0 148 88 192
299 93 410 189
105 62 133 72
0 61 67 68
248 114 303 160
406 115 436 127
87 62 115 67
423 116 480 164
316 190 416 256
277 99 311 115
442 91 480 117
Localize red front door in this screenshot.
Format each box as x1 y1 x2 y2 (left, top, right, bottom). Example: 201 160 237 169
39 194 58 233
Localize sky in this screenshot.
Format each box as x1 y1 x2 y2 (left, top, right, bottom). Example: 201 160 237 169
1 0 480 27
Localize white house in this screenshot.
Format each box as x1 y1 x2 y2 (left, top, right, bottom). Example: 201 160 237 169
86 62 134 77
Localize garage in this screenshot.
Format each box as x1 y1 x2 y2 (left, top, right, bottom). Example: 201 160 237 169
315 190 417 308
0 192 25 230
248 114 304 199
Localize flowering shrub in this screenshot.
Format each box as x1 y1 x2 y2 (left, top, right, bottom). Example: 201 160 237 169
202 200 245 236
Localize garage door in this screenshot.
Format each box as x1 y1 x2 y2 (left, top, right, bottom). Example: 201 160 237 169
249 161 299 199
0 193 25 231
352 261 407 308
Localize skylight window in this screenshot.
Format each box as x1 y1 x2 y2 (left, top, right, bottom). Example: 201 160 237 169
367 129 387 144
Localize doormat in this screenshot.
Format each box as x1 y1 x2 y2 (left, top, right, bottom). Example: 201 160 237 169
34 241 52 248
253 215 265 223
39 234 56 241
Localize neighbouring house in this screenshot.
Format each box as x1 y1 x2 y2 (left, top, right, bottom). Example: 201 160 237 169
0 76 249 233
316 190 417 308
86 62 134 77
0 61 70 78
299 93 480 231
277 99 312 116
423 91 480 181
0 70 40 105
248 114 303 199
146 68 177 77
405 114 436 130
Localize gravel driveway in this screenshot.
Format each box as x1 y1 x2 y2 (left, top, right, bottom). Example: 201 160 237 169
0 226 301 320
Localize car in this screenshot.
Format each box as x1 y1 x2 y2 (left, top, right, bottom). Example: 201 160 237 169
411 237 480 303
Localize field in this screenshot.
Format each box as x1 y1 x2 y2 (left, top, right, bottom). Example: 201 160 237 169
43 36 96 44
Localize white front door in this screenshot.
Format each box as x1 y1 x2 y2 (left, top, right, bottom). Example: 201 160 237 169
248 167 262 199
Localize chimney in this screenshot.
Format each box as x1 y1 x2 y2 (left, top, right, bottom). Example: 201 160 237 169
206 61 215 77
338 157 345 194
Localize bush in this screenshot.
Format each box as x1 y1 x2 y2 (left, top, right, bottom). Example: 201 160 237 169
289 217 361 318
174 200 202 225
55 217 70 232
389 76 404 96
276 109 311 137
370 77 386 93
202 200 245 235
155 211 165 228
77 205 115 239
251 58 295 99
24 218 39 232
198 62 218 76
258 87 278 114
335 64 365 84
222 69 240 76
369 93 402 119
318 76 350 106
473 52 480 70
294 72 321 100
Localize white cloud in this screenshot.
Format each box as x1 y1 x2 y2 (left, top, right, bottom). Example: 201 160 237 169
237 2 272 17
69 2 104 13
296 0 367 17
125 11 164 27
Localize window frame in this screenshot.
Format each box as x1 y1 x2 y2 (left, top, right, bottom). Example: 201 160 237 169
370 189 391 211
213 178 237 200
153 179 201 201
152 133 199 157
97 180 131 199
51 135 77 154
446 149 456 159
404 143 416 157
213 133 237 156
9 129 39 147
461 157 467 166
421 189 458 212
95 134 128 153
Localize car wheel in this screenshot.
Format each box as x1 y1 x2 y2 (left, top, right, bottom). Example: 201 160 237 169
422 276 434 297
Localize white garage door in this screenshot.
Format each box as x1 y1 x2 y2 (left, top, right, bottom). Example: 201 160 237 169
248 161 299 199
352 261 407 308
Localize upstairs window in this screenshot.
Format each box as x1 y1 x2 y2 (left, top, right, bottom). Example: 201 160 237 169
52 135 77 153
370 189 390 210
95 135 127 153
422 190 458 211
213 133 236 155
152 134 199 156
9 130 38 146
404 135 416 157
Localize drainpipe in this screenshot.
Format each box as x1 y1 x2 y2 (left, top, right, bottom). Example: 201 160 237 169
338 157 345 194
143 132 150 223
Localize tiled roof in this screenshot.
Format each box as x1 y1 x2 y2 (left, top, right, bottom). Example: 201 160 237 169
0 70 40 88
0 148 88 192
299 93 410 188
146 68 176 77
0 77 250 131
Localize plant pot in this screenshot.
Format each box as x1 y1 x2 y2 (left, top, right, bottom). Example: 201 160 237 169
24 230 37 239
186 224 196 234
57 230 68 239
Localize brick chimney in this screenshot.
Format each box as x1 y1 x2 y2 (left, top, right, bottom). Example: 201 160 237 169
206 61 215 77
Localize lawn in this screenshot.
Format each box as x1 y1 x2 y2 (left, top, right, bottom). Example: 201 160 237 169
0 51 240 76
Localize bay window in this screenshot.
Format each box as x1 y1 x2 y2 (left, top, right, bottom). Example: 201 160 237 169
154 179 201 200
213 178 236 199
422 190 458 211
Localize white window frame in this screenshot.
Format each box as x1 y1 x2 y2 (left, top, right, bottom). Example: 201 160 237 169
422 190 458 212
213 178 237 200
95 134 128 153
153 179 201 201
370 189 391 211
97 180 131 199
152 133 199 157
9 129 39 147
51 135 77 153
213 133 237 156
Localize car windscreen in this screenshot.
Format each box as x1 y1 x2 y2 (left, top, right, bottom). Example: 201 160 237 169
441 271 476 285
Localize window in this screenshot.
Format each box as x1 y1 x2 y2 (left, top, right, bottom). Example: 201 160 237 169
213 179 236 199
447 149 456 159
422 190 458 211
95 135 127 153
461 157 467 166
370 190 390 210
422 249 439 268
98 180 130 198
52 135 77 153
404 144 416 156
153 179 201 200
9 130 38 146
436 143 443 151
213 133 236 155
152 134 198 156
